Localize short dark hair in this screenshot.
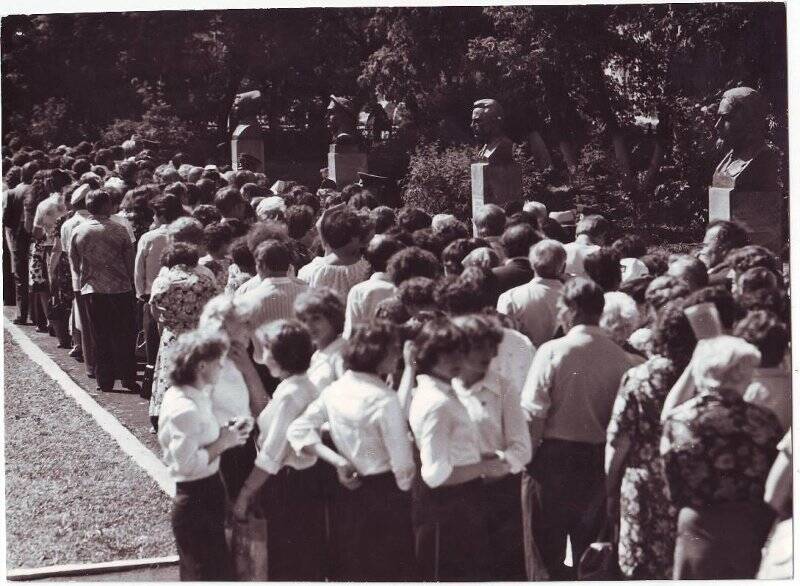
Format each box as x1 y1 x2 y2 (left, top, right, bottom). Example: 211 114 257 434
505 210 540 231
386 246 441 286
164 181 188 203
575 215 610 242
161 242 199 268
373 296 411 324
365 234 406 273
85 189 111 214
584 247 622 292
398 277 436 309
246 220 289 253
411 228 444 257
396 207 432 233
342 321 398 374
167 217 205 246
453 313 504 350
254 239 292 273
501 224 541 259
414 318 468 375
150 193 183 223
348 190 378 210
737 288 789 321
540 217 569 243
203 222 233 255
320 206 362 249
284 205 315 239
435 268 496 315
612 234 647 259
618 275 654 305
214 186 245 216
734 310 788 368
651 300 697 368
259 319 314 374
294 287 345 336
668 255 709 290
726 245 780 278
707 220 750 252
561 277 605 320
737 266 779 295
21 160 41 184
370 206 396 234
441 238 483 275
169 330 229 387
640 253 669 277
192 204 223 227
645 275 691 311
230 236 256 275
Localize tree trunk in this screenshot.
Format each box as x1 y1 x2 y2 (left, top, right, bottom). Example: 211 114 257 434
528 130 553 169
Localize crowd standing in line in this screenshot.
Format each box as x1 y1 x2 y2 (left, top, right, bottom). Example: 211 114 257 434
1 138 792 581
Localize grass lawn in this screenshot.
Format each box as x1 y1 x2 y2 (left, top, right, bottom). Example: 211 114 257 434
3 337 176 570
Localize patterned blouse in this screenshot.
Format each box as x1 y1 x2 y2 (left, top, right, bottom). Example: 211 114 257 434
660 388 782 509
150 264 219 333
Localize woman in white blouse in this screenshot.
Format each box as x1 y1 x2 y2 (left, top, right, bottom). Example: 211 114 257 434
232 320 326 580
408 318 508 580
451 314 532 579
158 330 250 581
197 295 268 501
293 287 346 391
288 322 416 580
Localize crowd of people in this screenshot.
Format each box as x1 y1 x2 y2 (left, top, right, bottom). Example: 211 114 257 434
1 138 792 581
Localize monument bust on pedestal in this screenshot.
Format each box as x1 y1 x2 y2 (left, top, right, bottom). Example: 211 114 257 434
326 95 367 187
708 87 783 253
470 99 521 229
230 90 265 173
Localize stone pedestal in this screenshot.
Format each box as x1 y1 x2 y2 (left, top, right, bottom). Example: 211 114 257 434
708 187 785 253
328 151 367 188
231 124 265 172
471 162 522 220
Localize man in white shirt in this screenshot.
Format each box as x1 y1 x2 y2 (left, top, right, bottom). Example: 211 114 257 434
521 277 643 580
343 234 405 337
497 239 566 347
563 214 608 277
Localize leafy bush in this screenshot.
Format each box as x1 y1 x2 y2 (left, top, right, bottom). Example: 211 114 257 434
403 141 548 220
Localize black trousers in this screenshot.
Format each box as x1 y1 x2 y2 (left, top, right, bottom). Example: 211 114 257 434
527 439 606 581
412 477 490 580
140 297 161 366
674 501 774 579
9 232 29 320
83 291 137 388
334 471 415 581
3 230 16 307
482 473 527 580
261 464 327 580
172 474 233 581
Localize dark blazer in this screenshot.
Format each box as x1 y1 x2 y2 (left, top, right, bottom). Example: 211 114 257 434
492 257 534 294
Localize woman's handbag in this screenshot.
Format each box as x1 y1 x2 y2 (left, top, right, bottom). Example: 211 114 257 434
230 507 268 581
577 522 622 580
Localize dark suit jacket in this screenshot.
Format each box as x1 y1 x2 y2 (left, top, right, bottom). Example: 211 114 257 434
492 257 534 294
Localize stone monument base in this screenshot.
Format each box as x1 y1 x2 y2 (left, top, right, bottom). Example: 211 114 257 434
471 162 522 226
708 187 785 254
231 124 265 172
328 152 367 188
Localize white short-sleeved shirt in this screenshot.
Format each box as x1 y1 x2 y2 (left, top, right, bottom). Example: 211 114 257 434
254 374 318 474
158 384 221 482
563 237 600 277
307 337 346 392
288 370 416 490
297 256 371 298
409 374 481 488
497 277 564 347
343 272 397 338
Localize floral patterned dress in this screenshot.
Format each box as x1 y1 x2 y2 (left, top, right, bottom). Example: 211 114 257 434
148 264 220 419
606 356 680 579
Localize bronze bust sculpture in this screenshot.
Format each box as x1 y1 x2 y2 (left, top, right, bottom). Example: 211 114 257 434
327 96 362 152
711 87 777 191
471 99 514 165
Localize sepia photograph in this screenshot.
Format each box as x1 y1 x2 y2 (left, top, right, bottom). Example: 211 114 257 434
0 1 793 581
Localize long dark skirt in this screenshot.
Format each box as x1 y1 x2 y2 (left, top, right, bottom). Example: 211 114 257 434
83 291 137 388
412 477 490 581
260 463 327 580
482 473 527 580
172 473 234 581
333 471 415 581
673 501 775 579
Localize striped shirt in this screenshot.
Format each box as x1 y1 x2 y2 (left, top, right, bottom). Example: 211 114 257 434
238 276 309 363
